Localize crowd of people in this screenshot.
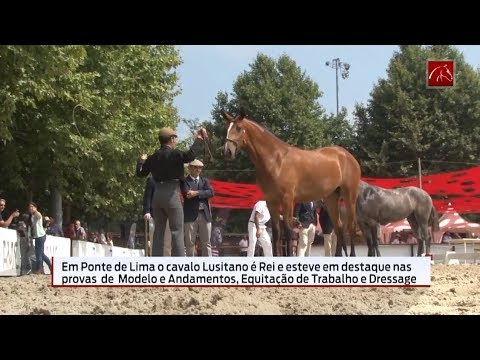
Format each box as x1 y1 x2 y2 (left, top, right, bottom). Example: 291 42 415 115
1 197 119 275
389 231 418 245
1 200 53 275
243 199 338 257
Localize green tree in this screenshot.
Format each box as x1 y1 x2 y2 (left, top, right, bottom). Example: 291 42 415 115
353 45 480 177
204 53 350 184
0 45 97 223
195 53 356 232
67 45 182 224
0 45 182 228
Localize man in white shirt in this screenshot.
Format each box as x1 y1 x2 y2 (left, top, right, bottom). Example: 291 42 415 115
247 200 273 257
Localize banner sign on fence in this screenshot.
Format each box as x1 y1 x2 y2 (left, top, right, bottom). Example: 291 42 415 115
52 257 431 287
0 228 20 276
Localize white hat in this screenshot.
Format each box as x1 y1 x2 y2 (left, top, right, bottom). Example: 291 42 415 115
189 159 204 167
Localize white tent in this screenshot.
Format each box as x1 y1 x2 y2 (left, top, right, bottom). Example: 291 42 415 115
381 219 412 244
434 206 480 242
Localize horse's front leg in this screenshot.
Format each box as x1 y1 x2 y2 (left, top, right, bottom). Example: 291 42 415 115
408 216 425 256
374 235 381 257
342 187 360 257
417 241 424 256
363 225 374 256
425 231 432 256
284 223 293 256
282 205 295 257
371 226 381 257
346 212 356 257
417 224 431 256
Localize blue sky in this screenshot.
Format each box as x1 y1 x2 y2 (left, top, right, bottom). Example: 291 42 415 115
173 45 480 140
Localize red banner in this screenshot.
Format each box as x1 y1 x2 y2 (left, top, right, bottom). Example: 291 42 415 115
209 166 480 213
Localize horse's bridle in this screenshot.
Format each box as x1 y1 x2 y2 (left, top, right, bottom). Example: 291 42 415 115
226 137 238 146
225 120 240 148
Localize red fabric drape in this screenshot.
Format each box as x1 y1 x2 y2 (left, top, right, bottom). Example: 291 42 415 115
209 166 480 213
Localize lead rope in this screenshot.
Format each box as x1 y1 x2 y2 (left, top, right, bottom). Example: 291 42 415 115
203 132 214 164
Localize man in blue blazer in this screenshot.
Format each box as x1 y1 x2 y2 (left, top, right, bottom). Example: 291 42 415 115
181 159 215 256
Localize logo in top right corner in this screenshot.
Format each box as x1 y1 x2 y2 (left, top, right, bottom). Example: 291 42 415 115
427 60 455 88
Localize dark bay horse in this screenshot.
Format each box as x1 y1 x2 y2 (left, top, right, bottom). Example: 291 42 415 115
355 180 440 256
222 110 361 256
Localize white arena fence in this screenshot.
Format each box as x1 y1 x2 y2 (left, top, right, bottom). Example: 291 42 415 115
2 228 477 276
0 227 145 276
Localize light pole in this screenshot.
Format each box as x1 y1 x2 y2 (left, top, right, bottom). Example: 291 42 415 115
325 58 351 117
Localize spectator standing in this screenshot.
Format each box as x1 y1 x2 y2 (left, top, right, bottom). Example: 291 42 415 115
318 201 337 256
0 198 20 228
64 223 75 239
106 232 114 246
17 212 33 275
181 159 214 256
136 126 207 256
45 216 64 237
27 202 51 275
74 220 87 240
247 200 272 257
294 201 317 257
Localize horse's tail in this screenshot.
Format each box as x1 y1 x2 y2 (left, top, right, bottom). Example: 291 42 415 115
429 206 440 232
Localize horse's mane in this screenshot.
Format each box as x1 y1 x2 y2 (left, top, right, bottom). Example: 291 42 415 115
244 117 293 148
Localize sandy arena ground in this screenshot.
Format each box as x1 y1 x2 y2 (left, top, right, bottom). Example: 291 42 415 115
0 264 479 315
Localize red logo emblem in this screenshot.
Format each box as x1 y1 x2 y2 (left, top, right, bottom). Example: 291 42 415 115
427 60 455 88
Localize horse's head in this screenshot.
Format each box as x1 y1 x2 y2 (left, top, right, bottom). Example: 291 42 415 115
222 109 247 159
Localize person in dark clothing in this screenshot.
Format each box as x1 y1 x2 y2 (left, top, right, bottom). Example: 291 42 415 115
143 176 171 256
45 216 64 237
318 200 336 256
0 198 20 228
17 212 34 275
143 176 156 218
293 201 317 257
136 126 207 256
181 159 215 256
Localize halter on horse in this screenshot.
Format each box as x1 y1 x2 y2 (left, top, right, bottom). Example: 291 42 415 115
222 110 361 256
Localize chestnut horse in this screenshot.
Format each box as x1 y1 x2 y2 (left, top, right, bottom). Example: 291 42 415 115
222 110 361 256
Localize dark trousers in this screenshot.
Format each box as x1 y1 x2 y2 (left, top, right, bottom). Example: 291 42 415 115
19 235 33 275
34 234 52 272
152 181 185 256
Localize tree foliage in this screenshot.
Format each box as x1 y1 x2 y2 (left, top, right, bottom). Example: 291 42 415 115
179 53 356 232
203 53 352 184
353 45 480 177
0 45 181 225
